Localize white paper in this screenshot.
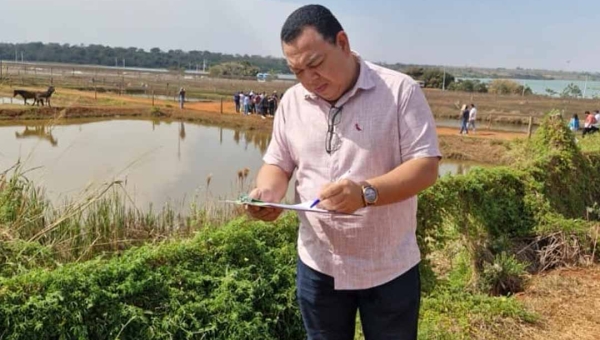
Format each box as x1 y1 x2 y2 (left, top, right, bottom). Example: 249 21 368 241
223 199 361 216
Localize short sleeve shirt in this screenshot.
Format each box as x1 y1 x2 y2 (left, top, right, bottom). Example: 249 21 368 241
263 55 441 289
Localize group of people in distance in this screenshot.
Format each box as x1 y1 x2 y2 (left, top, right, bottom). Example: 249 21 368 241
569 110 600 137
459 103 477 134
233 91 280 118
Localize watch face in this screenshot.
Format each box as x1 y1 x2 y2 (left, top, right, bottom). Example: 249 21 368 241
364 187 377 203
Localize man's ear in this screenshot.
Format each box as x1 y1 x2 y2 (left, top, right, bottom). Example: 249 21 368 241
336 31 351 53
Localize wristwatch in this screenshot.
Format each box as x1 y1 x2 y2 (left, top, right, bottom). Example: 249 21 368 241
361 183 379 207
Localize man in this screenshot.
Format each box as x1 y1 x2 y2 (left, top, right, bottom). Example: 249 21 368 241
178 87 186 109
234 91 241 113
246 4 440 339
583 111 598 136
459 104 469 134
468 103 477 133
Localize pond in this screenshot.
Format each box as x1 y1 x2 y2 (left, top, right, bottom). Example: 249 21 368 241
0 119 481 210
0 97 24 105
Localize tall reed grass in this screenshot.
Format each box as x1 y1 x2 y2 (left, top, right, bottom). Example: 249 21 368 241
0 163 249 263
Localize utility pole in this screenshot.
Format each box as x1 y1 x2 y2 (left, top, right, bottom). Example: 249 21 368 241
21 52 23 63
442 67 446 91
15 48 18 63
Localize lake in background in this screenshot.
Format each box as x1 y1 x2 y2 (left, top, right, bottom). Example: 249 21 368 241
0 119 480 211
461 77 600 99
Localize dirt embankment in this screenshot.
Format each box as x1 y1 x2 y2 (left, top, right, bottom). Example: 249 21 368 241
1 86 529 165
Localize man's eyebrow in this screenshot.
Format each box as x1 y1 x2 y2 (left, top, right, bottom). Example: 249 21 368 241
288 54 323 71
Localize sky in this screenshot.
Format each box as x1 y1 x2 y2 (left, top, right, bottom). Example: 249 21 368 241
1 0 599 73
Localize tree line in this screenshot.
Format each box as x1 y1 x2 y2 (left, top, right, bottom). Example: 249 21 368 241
0 42 290 74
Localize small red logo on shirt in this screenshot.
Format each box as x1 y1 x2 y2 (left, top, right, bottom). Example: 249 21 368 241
355 123 362 131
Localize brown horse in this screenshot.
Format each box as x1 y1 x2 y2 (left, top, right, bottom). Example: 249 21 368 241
13 87 55 107
33 86 55 107
13 89 36 105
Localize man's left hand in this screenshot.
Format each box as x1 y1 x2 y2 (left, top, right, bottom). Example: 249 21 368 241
317 179 364 214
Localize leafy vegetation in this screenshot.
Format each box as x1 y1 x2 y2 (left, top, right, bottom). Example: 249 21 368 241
488 79 533 95
560 83 583 98
0 113 598 338
1 42 290 74
448 79 488 93
406 67 455 89
209 61 261 77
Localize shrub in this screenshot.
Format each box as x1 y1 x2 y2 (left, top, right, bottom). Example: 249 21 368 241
0 215 304 339
478 252 529 296
488 79 532 95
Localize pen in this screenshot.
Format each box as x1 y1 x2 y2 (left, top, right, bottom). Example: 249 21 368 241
309 199 320 208
309 170 352 209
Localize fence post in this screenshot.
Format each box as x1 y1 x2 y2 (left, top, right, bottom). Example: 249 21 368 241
527 116 534 139
220 97 223 114
95 84 97 100
152 90 155 106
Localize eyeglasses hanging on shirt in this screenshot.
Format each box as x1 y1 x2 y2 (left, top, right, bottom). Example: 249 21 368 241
326 106 343 154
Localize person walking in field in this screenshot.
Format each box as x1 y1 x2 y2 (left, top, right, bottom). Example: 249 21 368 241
243 93 251 115
459 104 470 134
569 113 580 132
468 103 477 133
178 87 186 109
234 91 241 113
582 111 598 137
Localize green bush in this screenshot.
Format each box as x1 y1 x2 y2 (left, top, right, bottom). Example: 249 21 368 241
478 252 529 296
0 214 303 339
0 240 58 278
448 79 488 93
422 68 455 89
488 79 532 95
418 113 600 295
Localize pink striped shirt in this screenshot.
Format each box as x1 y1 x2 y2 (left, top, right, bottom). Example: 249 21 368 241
264 55 441 290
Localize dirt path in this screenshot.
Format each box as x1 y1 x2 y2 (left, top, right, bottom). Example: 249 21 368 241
516 265 600 340
1 86 528 143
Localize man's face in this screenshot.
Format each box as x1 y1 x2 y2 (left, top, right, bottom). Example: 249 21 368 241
282 27 352 102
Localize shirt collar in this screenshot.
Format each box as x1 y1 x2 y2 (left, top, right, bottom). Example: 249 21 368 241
302 51 375 104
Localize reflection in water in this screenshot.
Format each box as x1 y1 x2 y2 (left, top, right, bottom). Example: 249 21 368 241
15 125 58 147
179 122 186 141
0 119 277 210
0 118 479 211
229 129 270 154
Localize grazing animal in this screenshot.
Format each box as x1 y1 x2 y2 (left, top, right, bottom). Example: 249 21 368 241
33 86 55 107
13 89 37 105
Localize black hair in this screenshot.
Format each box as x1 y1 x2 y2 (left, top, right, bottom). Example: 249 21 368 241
280 4 344 45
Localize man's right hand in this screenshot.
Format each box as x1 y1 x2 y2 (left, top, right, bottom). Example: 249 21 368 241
245 188 284 222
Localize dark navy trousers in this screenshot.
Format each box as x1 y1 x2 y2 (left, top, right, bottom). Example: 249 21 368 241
296 259 420 340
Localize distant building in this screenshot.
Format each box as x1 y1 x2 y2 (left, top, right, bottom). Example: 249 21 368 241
256 73 273 82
